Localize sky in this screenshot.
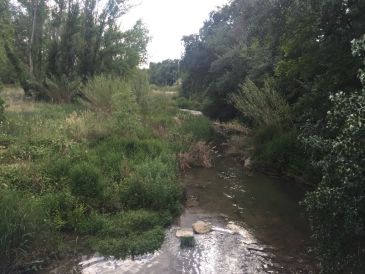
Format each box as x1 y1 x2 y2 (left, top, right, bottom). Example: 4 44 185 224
120 0 229 65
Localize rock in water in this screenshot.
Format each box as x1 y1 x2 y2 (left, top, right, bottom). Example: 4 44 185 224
176 228 194 238
227 222 241 235
176 228 194 247
192 221 212 234
244 157 252 170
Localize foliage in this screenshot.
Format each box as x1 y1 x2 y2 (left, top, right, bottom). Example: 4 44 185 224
180 3 365 272
181 0 365 120
149 59 179 86
302 91 365 272
179 114 213 141
82 76 142 136
174 96 201 110
232 79 291 128
0 0 149 100
0 0 16 84
0 81 200 271
69 162 103 200
132 69 150 110
90 210 168 258
0 189 47 272
120 158 182 214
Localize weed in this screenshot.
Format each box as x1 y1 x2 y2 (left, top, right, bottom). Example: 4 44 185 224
69 162 103 200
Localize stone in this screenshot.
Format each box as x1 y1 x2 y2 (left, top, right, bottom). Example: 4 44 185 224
244 157 252 170
176 228 194 247
176 228 194 238
192 221 212 234
227 222 241 235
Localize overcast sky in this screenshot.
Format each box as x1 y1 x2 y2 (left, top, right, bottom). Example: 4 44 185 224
120 0 229 65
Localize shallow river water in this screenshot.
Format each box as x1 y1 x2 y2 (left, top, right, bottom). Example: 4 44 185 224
77 141 317 274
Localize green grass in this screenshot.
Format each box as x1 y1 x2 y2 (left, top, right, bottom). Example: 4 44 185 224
0 80 214 272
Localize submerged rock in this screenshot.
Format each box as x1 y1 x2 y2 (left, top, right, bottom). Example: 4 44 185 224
176 228 194 238
192 221 212 234
244 157 253 170
226 222 241 235
176 228 194 247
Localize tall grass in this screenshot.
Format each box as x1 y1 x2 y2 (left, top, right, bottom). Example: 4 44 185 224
0 189 46 272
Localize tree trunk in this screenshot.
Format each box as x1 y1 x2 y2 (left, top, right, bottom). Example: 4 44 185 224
29 0 38 78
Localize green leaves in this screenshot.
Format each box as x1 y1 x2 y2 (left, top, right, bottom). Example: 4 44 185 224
232 79 291 128
302 91 365 272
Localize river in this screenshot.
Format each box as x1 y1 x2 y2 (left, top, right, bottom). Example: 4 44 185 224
76 132 317 274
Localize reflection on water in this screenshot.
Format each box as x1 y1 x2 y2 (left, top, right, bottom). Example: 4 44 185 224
79 146 316 273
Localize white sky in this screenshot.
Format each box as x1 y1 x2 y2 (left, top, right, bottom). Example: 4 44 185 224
120 0 229 65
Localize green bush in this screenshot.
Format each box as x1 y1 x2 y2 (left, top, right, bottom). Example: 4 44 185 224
90 210 168 258
252 126 319 180
120 158 182 214
0 189 46 270
131 69 150 110
41 191 78 231
232 79 291 128
92 227 164 258
179 114 213 141
92 137 167 164
175 96 201 110
82 76 142 135
69 162 103 200
302 91 365 272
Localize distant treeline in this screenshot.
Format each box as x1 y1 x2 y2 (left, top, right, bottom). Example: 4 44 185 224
149 59 179 86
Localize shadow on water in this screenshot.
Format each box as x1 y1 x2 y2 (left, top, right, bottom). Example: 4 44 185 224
76 138 317 274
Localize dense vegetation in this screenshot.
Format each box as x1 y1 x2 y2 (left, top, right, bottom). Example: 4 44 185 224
149 59 179 86
1 0 364 273
0 78 214 272
0 0 149 101
181 0 365 272
0 0 215 272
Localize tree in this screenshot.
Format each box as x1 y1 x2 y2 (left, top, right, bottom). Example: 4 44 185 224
0 0 149 101
0 0 16 83
149 59 179 86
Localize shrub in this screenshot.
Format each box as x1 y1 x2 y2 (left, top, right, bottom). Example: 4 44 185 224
82 75 142 135
93 137 167 163
92 226 164 258
178 114 213 141
41 191 78 231
90 210 168 258
232 78 291 128
179 141 212 171
175 96 201 110
302 91 365 272
0 189 46 271
69 162 103 200
131 69 150 110
120 158 182 214
82 75 123 113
